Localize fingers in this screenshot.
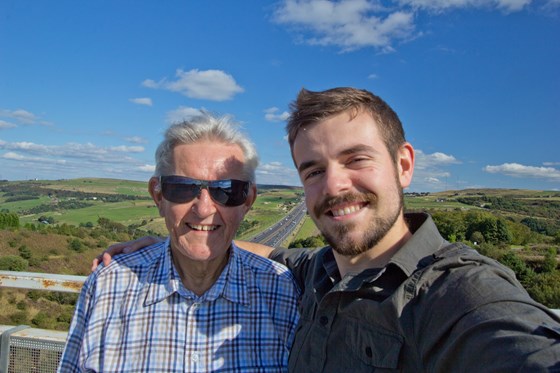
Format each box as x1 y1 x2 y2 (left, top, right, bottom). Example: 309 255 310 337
91 256 102 272
90 236 163 273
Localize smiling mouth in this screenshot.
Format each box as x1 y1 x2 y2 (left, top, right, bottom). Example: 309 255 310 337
329 203 367 217
187 223 218 231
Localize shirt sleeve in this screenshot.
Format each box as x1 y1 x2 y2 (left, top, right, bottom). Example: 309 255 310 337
270 247 317 290
412 257 560 371
57 275 96 372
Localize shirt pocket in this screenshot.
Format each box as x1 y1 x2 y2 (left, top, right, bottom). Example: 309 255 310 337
345 318 403 369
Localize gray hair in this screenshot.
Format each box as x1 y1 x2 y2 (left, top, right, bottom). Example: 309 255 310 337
154 112 259 182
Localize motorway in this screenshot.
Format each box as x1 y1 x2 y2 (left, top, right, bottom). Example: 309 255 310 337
249 199 307 247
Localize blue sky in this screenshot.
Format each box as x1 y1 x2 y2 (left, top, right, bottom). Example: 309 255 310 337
1 0 559 192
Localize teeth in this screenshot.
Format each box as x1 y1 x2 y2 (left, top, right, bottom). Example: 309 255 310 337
332 205 361 217
188 224 218 231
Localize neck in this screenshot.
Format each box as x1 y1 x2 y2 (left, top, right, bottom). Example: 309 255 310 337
334 216 412 278
171 248 230 296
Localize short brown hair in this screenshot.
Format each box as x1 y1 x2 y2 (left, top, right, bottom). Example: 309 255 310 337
286 87 406 162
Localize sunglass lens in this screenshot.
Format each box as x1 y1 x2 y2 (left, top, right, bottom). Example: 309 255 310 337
161 176 249 206
162 182 198 203
209 179 249 206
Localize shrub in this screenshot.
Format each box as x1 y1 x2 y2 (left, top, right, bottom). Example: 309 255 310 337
10 311 29 324
0 255 29 271
27 290 42 301
57 307 75 325
526 272 560 308
16 301 27 311
18 245 32 259
31 312 56 329
68 238 84 252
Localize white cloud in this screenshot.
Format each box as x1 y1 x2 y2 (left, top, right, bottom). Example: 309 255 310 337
0 138 154 181
414 149 460 170
137 164 156 172
543 0 560 10
264 107 290 122
2 151 66 164
484 163 560 181
407 149 459 191
272 0 539 53
125 136 148 144
0 139 144 160
6 109 37 124
109 145 145 153
273 0 417 52
396 0 531 13
0 108 51 126
0 120 17 129
142 68 244 101
129 97 153 106
256 161 300 186
367 73 379 79
166 106 203 124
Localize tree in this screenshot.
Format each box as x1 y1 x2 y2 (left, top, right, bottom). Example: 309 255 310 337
495 219 512 243
470 231 485 245
542 248 558 273
432 211 466 242
0 212 20 229
289 235 326 248
499 251 534 288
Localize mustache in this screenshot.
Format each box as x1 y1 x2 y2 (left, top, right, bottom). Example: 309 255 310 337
314 192 377 217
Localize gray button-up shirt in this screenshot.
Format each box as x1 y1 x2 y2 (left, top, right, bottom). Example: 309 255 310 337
271 213 560 372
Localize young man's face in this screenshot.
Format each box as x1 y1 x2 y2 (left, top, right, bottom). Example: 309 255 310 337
150 141 256 264
292 110 414 256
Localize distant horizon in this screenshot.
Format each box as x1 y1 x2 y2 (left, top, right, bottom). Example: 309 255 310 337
2 176 558 194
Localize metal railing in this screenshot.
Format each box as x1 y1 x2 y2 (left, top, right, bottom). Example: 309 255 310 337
1 270 560 373
0 271 85 373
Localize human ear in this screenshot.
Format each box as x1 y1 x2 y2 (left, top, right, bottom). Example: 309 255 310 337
148 177 165 217
242 184 258 213
397 143 414 189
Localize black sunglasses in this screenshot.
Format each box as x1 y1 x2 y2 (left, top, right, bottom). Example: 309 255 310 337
159 175 251 207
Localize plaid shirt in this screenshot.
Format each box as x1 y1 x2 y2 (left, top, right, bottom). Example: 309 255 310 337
58 239 300 372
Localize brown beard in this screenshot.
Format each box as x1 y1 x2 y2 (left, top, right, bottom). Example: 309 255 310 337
313 183 404 257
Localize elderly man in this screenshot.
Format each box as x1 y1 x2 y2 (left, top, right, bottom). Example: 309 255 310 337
97 88 560 372
59 113 300 372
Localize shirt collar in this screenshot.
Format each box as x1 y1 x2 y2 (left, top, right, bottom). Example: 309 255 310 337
388 212 448 276
320 212 447 281
144 239 250 307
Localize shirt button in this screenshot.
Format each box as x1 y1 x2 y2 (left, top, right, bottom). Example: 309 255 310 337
319 316 328 325
191 352 199 362
365 346 373 358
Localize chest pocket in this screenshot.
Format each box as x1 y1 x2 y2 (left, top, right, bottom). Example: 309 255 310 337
346 317 403 370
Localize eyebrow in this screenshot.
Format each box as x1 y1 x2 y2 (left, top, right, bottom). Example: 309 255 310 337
297 144 380 174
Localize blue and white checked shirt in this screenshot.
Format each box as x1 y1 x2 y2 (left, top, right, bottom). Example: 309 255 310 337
58 239 300 372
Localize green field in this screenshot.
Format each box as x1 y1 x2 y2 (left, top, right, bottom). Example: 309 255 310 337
1 179 560 328
1 179 304 238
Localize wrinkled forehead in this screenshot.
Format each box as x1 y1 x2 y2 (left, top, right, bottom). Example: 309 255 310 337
171 142 246 179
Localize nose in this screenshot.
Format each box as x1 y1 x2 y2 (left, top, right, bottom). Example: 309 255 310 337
191 188 217 216
323 167 352 196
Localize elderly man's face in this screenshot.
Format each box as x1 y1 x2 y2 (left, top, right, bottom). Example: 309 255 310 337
151 141 255 264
